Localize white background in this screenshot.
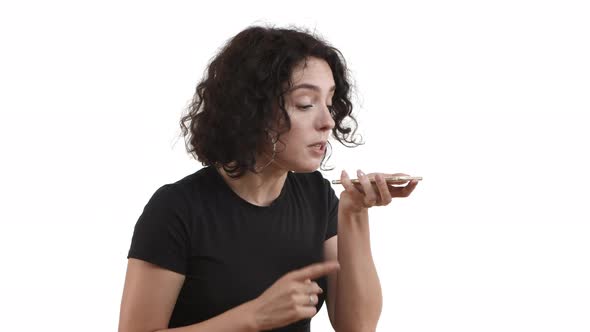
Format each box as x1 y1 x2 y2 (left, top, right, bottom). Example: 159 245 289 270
1 0 589 331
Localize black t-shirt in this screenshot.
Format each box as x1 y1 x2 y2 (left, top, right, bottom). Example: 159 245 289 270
127 166 339 331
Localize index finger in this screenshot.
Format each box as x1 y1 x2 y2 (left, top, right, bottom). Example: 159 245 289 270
290 261 340 281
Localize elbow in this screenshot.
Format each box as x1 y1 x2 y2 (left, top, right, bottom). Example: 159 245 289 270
334 310 381 332
118 324 160 332
117 327 138 332
336 325 377 332
335 320 379 332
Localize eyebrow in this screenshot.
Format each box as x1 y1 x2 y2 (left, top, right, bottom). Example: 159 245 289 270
289 83 336 93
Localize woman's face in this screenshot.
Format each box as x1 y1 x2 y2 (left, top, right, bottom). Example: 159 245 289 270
267 56 336 173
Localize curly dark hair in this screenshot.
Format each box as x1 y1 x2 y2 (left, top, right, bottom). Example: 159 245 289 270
180 24 362 178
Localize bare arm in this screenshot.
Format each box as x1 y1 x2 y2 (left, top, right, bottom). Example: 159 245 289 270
118 258 258 332
323 235 339 330
323 213 382 332
333 211 382 332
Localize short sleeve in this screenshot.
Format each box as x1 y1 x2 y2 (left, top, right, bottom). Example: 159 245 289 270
324 179 339 240
127 184 191 275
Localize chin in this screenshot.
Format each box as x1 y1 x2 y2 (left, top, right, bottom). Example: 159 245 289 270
292 162 321 173
278 154 323 173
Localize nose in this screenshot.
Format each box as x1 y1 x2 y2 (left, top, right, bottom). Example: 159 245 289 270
318 105 335 132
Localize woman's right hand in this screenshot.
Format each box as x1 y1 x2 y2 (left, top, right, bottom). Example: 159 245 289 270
249 260 340 331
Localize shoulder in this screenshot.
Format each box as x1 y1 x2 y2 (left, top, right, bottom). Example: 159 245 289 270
141 167 216 218
170 166 215 193
146 182 189 211
152 166 216 203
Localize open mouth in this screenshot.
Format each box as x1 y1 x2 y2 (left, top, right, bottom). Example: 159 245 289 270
309 142 326 153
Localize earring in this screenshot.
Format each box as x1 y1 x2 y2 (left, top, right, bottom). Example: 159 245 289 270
255 136 277 172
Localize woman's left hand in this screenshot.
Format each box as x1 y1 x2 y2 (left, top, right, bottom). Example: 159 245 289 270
339 169 419 215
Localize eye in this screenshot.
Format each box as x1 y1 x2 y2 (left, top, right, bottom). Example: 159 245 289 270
297 105 313 110
297 105 334 111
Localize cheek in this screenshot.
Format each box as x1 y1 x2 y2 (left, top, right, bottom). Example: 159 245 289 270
277 132 306 157
282 129 305 148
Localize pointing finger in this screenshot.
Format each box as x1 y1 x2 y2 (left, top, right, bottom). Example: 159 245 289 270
290 261 340 281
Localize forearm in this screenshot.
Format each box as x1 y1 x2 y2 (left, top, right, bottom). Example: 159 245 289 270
153 300 258 332
335 210 382 332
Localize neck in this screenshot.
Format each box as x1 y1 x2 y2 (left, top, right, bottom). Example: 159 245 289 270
216 163 288 207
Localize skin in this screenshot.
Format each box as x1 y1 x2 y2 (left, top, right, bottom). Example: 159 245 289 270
118 56 419 332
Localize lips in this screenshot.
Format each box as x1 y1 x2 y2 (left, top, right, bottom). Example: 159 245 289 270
308 141 327 148
308 141 327 156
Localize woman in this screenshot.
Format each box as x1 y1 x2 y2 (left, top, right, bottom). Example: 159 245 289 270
118 25 418 332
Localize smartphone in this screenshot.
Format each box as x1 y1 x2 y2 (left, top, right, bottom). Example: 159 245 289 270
331 176 423 185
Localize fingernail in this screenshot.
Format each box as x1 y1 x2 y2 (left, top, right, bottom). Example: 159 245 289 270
319 288 324 293
342 170 348 177
357 169 365 177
